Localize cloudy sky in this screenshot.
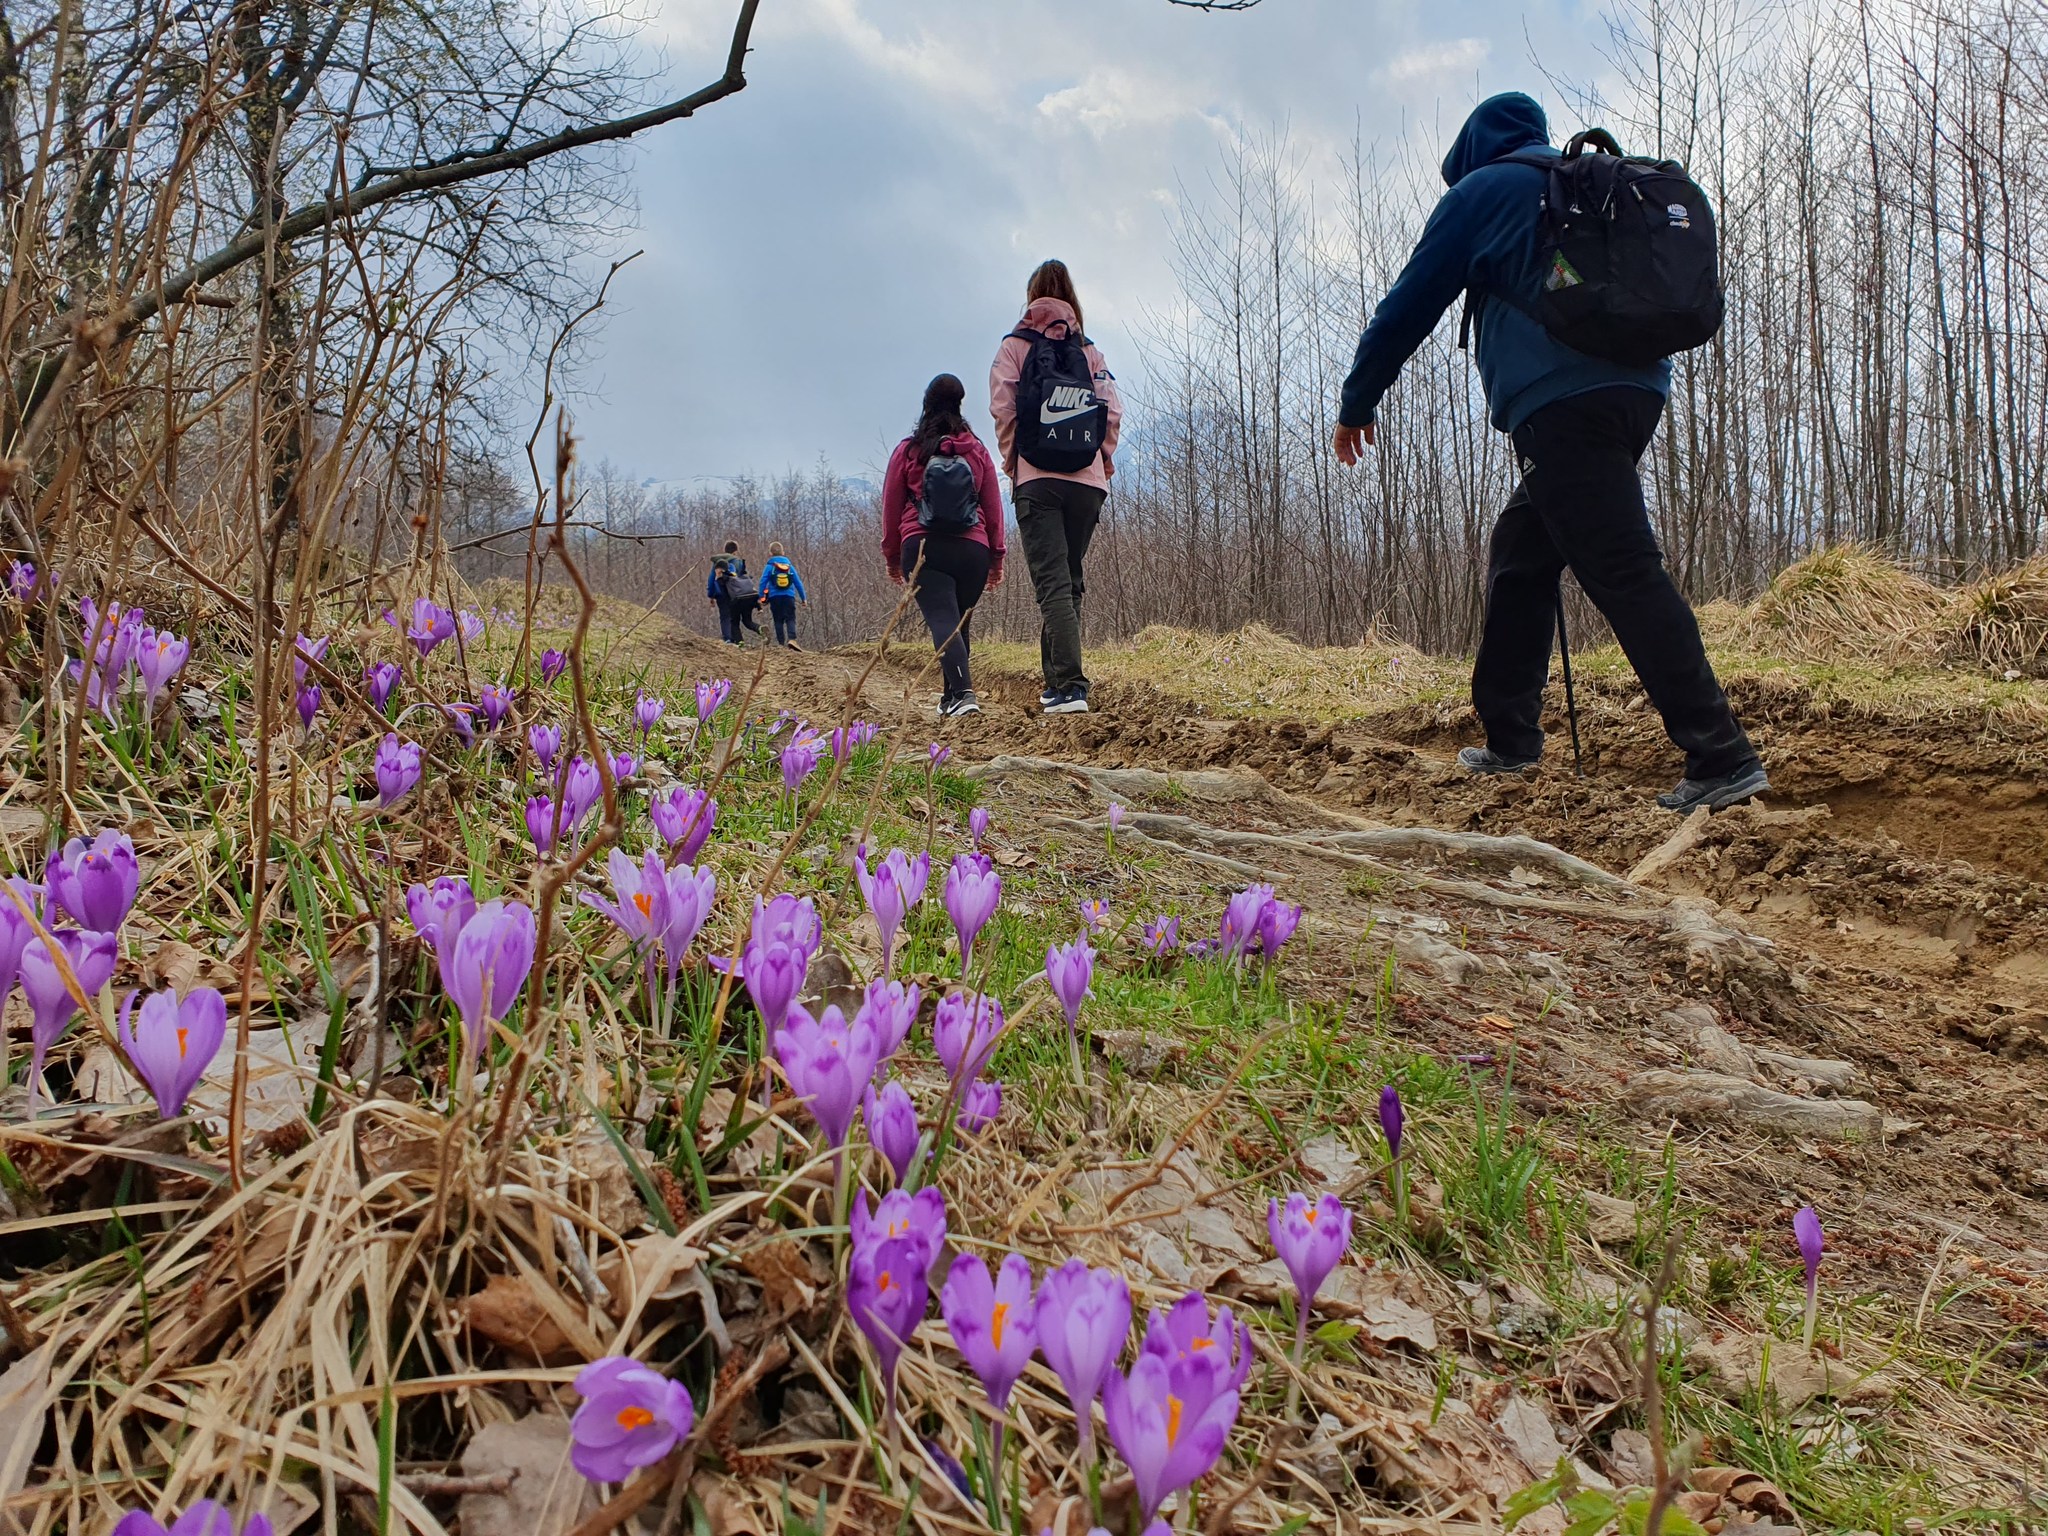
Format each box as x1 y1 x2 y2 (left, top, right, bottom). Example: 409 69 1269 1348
564 0 1610 486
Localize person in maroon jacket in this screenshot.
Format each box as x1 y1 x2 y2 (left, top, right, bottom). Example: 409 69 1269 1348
882 373 1007 717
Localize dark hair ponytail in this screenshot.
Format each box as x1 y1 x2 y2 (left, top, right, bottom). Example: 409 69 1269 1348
912 373 970 464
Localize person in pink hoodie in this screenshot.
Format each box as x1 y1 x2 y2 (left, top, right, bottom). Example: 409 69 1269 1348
882 373 1007 717
989 259 1122 715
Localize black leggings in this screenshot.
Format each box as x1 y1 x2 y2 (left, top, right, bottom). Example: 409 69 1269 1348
902 535 991 701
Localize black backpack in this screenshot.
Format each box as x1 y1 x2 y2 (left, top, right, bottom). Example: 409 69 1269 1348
1465 129 1723 367
917 445 981 535
1007 326 1106 473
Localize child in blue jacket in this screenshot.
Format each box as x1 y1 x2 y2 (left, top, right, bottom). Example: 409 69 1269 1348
757 542 807 649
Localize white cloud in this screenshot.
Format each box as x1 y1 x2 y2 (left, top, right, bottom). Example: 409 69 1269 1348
1379 36 1490 83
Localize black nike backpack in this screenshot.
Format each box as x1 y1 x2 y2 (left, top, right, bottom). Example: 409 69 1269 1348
917 446 981 536
1007 326 1106 473
1468 129 1724 366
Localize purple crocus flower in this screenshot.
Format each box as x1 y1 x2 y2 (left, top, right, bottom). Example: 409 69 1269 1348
540 648 568 684
528 723 562 770
753 891 822 956
695 678 732 720
653 864 718 982
0 878 44 1002
742 941 807 1045
1256 897 1303 961
568 1356 694 1485
135 630 190 704
774 1002 881 1147
405 875 476 953
828 724 857 763
406 598 455 659
864 1079 921 1184
857 849 931 976
1218 884 1273 963
968 807 990 849
118 985 227 1119
650 785 718 861
582 847 669 947
477 682 513 730
561 755 602 828
1142 915 1181 958
933 990 1004 1086
1378 1084 1404 1158
956 1078 1003 1136
1107 802 1126 834
780 735 822 795
1079 897 1112 933
7 560 35 600
364 661 402 715
458 608 485 644
1141 1292 1253 1393
1103 1349 1240 1524
1268 1192 1353 1316
857 976 921 1063
46 828 140 933
524 794 559 854
374 734 422 806
850 1186 950 1269
1794 1205 1825 1348
928 742 950 769
1046 939 1095 1032
295 684 322 731
441 703 477 748
292 633 328 687
437 899 537 1058
633 690 665 736
1035 1259 1133 1454
112 1502 274 1536
848 1233 930 1421
942 1251 1038 1411
942 855 1001 973
610 750 640 784
18 929 120 1114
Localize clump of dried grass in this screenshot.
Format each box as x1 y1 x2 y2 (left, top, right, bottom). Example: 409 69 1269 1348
1106 622 1452 717
1937 558 2048 678
1736 545 1947 666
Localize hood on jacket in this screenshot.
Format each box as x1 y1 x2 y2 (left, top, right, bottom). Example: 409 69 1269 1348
1019 296 1082 339
1441 92 1550 186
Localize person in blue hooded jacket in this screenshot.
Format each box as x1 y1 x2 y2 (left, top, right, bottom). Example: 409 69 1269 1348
1332 92 1766 814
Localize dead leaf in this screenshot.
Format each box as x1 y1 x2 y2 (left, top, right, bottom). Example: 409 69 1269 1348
991 847 1036 869
1606 1427 1656 1486
458 1414 598 1534
1095 1028 1185 1076
1476 1013 1518 1033
1298 1133 1364 1188
563 1130 648 1234
601 1235 708 1317
1686 1332 1895 1409
737 1225 825 1320
141 940 209 994
1493 1392 1568 1476
460 1273 579 1363
692 1472 769 1535
0 1342 55 1536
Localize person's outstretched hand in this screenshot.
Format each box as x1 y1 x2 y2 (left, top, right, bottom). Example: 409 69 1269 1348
1333 422 1375 465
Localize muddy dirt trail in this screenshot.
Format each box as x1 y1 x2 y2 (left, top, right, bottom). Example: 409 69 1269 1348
619 620 2048 1343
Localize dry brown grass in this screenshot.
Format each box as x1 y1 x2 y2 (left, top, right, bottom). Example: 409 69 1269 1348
1734 545 1949 666
1939 557 2048 678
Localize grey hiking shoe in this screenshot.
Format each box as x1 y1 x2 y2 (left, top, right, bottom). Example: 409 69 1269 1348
939 691 983 718
1656 763 1770 813
1458 746 1540 774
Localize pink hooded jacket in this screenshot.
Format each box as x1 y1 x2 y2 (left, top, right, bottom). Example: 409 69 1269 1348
988 297 1122 492
880 428 1007 578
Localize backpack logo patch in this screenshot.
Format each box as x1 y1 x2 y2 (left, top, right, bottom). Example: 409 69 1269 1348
1666 202 1691 228
1040 384 1097 425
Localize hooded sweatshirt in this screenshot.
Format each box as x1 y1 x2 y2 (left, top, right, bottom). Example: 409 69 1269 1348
988 297 1123 492
1337 93 1670 435
881 427 1008 578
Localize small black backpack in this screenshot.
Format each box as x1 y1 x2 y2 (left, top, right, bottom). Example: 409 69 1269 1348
917 444 981 535
1007 326 1106 473
1467 129 1724 366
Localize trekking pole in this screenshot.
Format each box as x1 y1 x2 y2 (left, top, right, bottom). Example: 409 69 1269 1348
1556 588 1584 777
